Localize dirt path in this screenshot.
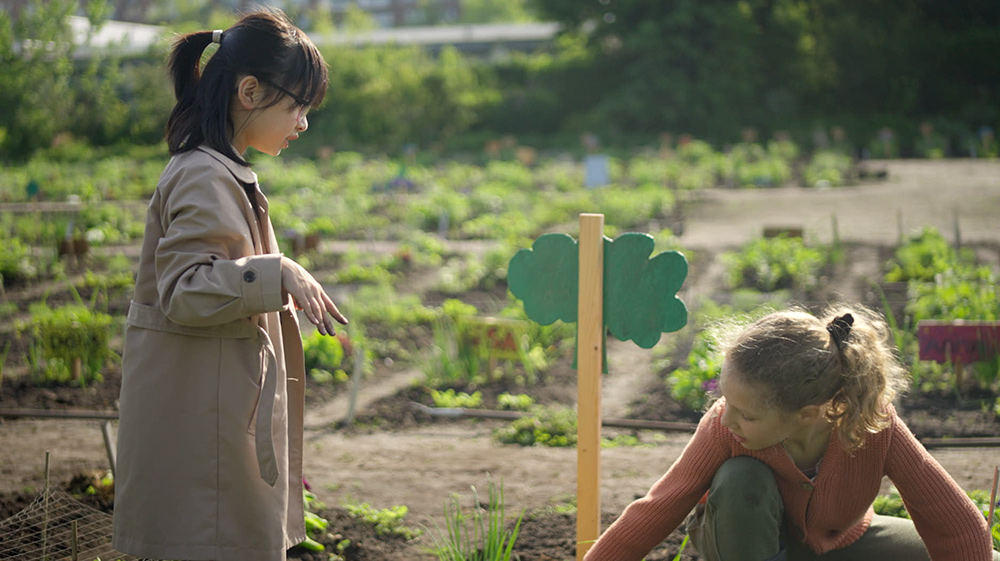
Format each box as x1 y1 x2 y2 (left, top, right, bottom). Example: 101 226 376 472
2 159 999 539
680 159 1000 247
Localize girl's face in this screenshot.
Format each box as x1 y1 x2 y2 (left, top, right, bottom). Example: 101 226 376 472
232 78 309 157
718 366 800 450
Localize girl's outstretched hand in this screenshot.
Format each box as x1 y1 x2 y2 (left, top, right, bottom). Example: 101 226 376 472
280 256 348 335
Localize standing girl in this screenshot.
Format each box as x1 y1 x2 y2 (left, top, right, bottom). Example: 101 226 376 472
113 10 346 561
584 305 999 561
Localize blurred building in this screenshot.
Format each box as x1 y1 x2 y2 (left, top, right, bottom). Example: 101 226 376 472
324 0 462 27
313 21 559 59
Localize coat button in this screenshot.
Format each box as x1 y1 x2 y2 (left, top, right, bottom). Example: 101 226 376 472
243 270 256 282
801 482 814 491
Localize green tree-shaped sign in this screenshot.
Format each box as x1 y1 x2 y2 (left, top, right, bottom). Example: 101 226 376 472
507 232 688 348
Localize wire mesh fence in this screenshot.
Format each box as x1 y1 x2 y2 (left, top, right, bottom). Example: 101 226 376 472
0 485 137 561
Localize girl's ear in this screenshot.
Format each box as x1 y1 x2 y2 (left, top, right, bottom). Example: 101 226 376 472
236 75 261 110
795 403 825 423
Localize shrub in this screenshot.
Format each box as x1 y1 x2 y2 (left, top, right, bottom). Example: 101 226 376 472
302 331 348 385
666 331 723 411
19 303 116 386
721 236 826 292
885 227 974 283
803 151 853 187
0 236 37 287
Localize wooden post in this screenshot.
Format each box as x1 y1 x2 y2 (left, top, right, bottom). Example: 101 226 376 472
576 214 605 560
953 208 962 251
831 214 840 249
344 328 364 426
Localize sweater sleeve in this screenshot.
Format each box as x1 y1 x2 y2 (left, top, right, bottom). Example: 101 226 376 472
885 415 994 561
584 402 732 561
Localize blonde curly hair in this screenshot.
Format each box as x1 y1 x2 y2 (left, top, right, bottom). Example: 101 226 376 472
721 304 910 451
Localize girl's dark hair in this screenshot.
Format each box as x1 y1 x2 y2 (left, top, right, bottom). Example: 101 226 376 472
166 8 327 166
722 304 909 451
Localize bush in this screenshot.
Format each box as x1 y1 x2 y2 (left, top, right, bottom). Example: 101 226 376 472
885 227 975 283
302 331 349 385
0 236 37 287
803 151 854 187
666 331 723 411
721 236 826 292
19 303 116 386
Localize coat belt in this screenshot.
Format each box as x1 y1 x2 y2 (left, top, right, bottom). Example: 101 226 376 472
251 327 280 486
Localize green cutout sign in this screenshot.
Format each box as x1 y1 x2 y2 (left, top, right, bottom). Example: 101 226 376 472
507 231 688 349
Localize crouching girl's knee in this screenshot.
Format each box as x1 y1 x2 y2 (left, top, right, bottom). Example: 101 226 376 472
707 456 781 511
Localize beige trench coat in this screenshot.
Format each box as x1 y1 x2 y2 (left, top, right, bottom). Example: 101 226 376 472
113 146 306 561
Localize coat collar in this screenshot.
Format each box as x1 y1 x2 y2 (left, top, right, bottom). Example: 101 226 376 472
196 144 258 185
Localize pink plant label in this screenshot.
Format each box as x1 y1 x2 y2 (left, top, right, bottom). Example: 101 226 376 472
917 321 1000 364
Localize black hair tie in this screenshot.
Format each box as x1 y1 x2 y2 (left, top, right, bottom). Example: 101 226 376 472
826 313 854 350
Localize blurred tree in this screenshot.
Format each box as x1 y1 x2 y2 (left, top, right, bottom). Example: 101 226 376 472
527 0 817 140
0 0 82 156
311 43 499 151
528 0 1000 144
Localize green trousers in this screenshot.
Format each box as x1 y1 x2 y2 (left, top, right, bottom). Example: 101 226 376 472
688 456 1000 561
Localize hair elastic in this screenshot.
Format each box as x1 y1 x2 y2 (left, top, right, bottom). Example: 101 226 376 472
212 29 223 44
826 313 854 350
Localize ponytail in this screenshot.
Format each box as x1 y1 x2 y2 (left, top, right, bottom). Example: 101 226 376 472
165 31 218 157
821 306 909 451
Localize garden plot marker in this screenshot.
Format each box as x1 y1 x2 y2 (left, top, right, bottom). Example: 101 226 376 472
916 320 1000 390
508 214 688 559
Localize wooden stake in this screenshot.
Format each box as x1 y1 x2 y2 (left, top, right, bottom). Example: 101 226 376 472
42 450 51 561
953 208 962 250
576 214 605 560
344 327 364 426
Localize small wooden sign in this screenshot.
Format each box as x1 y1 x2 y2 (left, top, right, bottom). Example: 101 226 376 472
457 317 525 361
917 320 1000 364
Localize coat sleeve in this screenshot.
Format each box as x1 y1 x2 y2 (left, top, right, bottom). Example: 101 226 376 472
154 159 285 327
885 416 994 561
584 402 732 561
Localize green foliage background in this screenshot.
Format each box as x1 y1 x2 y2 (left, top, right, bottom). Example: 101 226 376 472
1 0 998 158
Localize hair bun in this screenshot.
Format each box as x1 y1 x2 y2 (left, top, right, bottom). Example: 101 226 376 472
826 313 854 349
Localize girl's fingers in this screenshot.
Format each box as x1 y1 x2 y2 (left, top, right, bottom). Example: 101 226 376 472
326 300 348 325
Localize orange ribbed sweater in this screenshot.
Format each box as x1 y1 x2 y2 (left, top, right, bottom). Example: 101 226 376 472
584 399 994 561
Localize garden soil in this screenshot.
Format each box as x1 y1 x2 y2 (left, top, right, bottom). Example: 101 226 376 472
1 159 999 561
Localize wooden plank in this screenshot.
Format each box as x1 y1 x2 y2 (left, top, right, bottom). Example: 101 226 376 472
576 213 605 560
